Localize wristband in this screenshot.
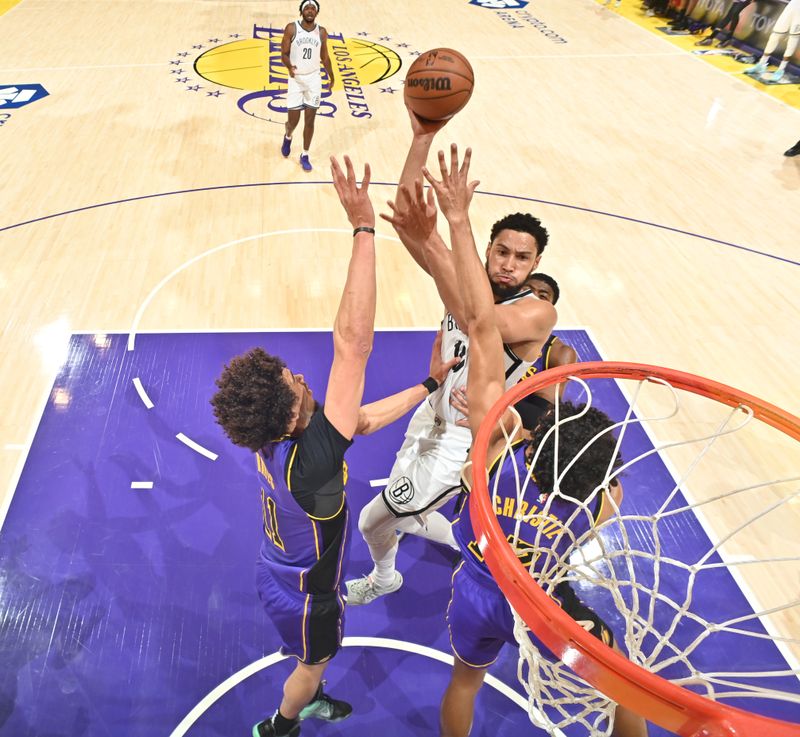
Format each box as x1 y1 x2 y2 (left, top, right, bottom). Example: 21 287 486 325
422 376 439 394
353 226 376 237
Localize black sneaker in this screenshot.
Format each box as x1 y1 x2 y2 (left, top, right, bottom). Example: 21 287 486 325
785 141 800 157
252 713 301 737
298 692 353 723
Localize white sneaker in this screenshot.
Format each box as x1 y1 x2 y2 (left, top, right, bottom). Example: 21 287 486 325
345 571 403 606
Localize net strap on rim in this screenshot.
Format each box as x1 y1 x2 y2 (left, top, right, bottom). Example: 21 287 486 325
470 360 800 737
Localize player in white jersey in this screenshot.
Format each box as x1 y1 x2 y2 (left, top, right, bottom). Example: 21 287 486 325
745 0 800 82
345 110 556 606
279 1 334 172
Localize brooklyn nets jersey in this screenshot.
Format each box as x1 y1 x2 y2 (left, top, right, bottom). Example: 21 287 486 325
431 288 539 425
289 21 322 75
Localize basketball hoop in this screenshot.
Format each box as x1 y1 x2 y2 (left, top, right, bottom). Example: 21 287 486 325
470 361 800 737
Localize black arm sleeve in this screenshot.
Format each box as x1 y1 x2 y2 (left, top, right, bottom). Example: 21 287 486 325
289 407 353 516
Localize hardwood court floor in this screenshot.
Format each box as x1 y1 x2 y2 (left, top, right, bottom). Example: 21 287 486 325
0 0 799 731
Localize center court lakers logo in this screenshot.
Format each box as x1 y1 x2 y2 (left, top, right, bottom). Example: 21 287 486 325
388 476 415 505
191 26 404 123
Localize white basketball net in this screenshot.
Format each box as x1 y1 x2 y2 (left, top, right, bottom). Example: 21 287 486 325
487 373 800 736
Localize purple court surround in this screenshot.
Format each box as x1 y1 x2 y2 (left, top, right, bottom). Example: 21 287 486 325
0 330 797 737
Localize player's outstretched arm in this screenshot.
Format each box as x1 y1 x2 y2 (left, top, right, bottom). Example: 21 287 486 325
381 179 465 320
397 104 450 199
423 145 505 439
325 155 376 440
389 105 451 274
355 330 458 435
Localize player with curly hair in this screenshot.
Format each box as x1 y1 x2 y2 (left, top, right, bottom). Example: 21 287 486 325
211 156 456 737
424 144 648 737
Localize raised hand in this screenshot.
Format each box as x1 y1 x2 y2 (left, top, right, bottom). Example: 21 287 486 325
406 102 450 138
449 387 470 428
331 155 375 230
428 330 459 386
422 143 480 222
380 177 437 245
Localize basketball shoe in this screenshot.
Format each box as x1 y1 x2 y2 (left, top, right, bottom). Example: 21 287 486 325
281 136 292 158
299 684 353 723
764 68 784 83
345 571 403 606
785 140 800 157
744 59 767 76
252 712 300 737
300 154 313 172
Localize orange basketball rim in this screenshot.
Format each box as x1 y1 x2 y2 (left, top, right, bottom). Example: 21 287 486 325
469 361 800 737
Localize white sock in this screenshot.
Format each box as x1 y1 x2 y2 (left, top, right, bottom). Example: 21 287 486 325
359 494 401 587
284 134 292 140
302 150 309 157
371 542 399 587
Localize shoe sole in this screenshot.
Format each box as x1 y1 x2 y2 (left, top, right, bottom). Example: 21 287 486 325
301 711 352 723
252 720 300 736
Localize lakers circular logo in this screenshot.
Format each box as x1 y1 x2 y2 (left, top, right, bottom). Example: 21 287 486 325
192 28 403 121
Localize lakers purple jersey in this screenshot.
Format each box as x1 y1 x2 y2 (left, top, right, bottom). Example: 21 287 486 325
256 440 350 596
454 439 604 587
521 334 556 381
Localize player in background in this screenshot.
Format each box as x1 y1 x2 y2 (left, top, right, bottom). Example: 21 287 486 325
280 0 334 172
744 0 800 82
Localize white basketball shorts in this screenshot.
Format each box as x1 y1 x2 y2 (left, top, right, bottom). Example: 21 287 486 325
774 0 800 35
381 400 472 517
286 71 321 110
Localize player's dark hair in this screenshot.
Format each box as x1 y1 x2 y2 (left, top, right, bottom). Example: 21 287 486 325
211 348 296 451
490 212 549 256
527 272 560 304
527 402 622 502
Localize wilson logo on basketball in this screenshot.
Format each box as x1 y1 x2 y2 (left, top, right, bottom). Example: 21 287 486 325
190 25 404 124
406 77 452 92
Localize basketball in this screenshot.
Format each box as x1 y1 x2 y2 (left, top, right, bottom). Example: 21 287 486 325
403 48 474 121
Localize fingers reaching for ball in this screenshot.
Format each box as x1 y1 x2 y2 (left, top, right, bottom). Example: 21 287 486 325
422 144 480 221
